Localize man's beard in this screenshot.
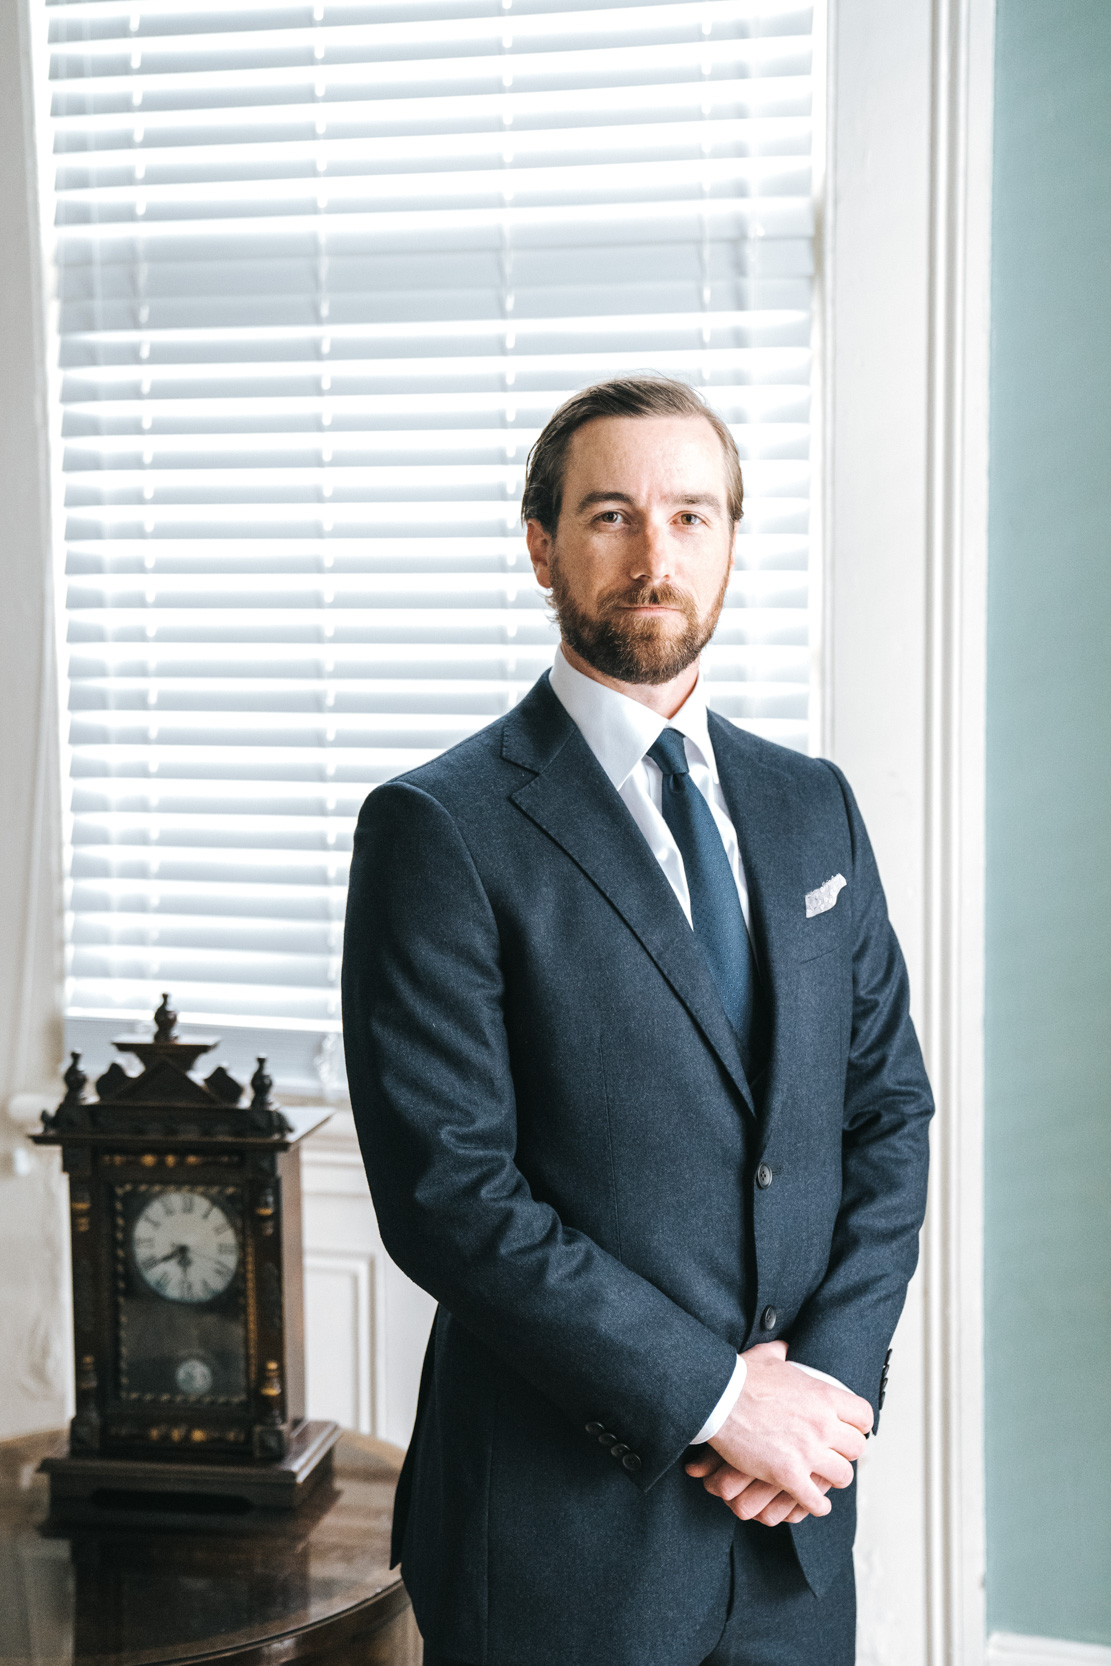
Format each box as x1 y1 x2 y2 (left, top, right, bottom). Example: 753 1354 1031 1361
548 556 731 686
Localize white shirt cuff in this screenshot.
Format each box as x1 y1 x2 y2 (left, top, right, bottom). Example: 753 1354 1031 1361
787 1361 850 1391
691 1353 747 1445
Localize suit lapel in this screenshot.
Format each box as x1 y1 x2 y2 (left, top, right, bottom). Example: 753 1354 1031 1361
707 712 806 1138
503 680 756 1117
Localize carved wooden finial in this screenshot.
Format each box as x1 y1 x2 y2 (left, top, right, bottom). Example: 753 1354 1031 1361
250 1057 273 1111
153 993 178 1043
62 1051 87 1108
248 1057 291 1135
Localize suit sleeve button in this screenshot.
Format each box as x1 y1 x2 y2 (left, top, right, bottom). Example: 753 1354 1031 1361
609 1443 629 1459
597 1431 616 1447
761 1305 778 1331
756 1163 773 1189
622 1453 641 1472
585 1422 604 1437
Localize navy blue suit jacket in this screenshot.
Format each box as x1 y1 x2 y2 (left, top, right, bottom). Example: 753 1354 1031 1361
342 673 932 1666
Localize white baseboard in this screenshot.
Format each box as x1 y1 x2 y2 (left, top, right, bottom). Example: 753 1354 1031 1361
989 1633 1111 1666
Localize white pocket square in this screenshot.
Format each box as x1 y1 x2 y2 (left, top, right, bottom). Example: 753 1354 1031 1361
805 873 847 919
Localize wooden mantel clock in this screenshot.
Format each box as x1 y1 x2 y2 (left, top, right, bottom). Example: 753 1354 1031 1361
32 996 339 1525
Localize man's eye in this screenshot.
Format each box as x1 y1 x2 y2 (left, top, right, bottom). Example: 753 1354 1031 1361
678 512 703 526
596 511 624 524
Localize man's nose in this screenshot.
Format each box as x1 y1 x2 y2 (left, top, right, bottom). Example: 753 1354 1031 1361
630 517 673 583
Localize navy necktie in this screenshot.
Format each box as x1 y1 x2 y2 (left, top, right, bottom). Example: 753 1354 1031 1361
647 727 760 1056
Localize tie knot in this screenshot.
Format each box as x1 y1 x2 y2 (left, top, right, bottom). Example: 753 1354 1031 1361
647 728 690 781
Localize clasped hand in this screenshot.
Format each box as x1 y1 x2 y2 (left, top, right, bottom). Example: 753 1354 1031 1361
684 1341 873 1529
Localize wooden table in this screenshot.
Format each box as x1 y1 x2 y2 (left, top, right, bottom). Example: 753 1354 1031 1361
0 1431 420 1666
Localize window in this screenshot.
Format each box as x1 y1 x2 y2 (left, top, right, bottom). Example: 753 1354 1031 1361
40 0 817 1092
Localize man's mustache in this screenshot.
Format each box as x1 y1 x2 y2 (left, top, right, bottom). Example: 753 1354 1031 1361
598 583 697 615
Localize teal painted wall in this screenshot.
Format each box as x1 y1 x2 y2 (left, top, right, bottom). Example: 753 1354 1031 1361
986 0 1111 1645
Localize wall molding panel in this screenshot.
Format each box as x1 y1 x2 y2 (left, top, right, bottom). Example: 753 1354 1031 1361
300 1110 435 1449
304 1247 376 1437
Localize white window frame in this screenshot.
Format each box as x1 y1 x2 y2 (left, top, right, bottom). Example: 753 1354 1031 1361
823 1 993 1662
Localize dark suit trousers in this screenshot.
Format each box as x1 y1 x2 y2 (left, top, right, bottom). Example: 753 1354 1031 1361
420 1521 856 1666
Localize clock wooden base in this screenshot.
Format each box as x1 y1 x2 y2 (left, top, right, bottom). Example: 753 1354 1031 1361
40 1417 341 1530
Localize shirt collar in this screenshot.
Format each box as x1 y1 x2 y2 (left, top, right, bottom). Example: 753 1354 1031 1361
548 647 718 792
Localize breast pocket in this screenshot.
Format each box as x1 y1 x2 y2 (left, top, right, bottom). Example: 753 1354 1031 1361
798 903 846 965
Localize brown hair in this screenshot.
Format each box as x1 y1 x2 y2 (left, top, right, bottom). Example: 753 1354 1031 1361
520 375 744 535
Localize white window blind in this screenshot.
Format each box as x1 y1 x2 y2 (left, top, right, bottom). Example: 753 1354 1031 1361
42 0 817 1094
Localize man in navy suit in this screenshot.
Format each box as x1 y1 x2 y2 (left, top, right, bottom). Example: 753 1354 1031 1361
342 377 932 1665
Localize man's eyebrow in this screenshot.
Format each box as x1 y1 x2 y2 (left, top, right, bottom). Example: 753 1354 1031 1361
574 490 635 513
572 490 723 513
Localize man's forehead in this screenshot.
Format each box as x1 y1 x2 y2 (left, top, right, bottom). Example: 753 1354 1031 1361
568 411 720 452
564 414 728 497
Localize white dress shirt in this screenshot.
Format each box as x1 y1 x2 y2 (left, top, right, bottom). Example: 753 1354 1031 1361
548 649 846 1447
548 646 752 936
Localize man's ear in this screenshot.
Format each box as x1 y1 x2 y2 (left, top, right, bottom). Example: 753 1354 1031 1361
525 519 554 589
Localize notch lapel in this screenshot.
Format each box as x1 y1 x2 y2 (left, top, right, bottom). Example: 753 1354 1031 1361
707 712 806 1136
503 681 756 1118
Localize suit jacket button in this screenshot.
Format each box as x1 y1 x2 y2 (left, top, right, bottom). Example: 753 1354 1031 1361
585 1422 604 1437
756 1163 773 1189
622 1453 641 1473
609 1443 629 1459
597 1431 616 1446
761 1305 778 1331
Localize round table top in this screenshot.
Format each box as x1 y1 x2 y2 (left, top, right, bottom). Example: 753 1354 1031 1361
0 1430 408 1666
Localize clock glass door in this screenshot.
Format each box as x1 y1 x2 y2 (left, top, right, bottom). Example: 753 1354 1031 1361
115 1185 249 1404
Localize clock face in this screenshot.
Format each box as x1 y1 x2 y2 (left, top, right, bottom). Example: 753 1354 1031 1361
131 1190 239 1305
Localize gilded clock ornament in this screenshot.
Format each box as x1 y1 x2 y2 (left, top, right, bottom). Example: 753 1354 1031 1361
32 997 338 1525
